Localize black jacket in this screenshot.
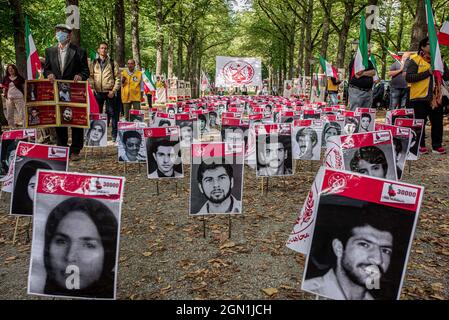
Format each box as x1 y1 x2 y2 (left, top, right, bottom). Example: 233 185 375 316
44 43 89 81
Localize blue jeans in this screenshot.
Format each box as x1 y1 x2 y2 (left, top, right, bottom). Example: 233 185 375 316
389 87 407 109
95 92 119 140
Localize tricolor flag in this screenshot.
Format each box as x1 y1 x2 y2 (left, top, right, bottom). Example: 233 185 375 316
386 48 401 62
201 70 210 91
352 13 369 78
25 17 40 80
425 0 444 82
319 56 338 78
437 13 449 46
142 69 156 94
89 49 99 62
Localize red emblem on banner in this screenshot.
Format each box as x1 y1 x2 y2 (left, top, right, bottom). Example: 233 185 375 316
222 61 255 85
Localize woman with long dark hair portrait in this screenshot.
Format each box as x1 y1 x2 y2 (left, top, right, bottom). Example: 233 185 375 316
11 160 51 215
42 197 118 299
85 120 106 147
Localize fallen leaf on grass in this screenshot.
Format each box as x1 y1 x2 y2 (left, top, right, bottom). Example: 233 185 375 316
261 288 278 297
5 256 16 261
219 241 236 250
142 252 153 257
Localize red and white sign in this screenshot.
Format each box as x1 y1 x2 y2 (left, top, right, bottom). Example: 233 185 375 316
215 56 262 87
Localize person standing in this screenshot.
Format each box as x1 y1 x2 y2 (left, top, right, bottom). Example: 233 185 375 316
405 37 449 155
89 42 120 142
327 72 341 106
44 24 89 161
348 49 376 111
388 54 408 109
1 64 25 128
121 59 143 121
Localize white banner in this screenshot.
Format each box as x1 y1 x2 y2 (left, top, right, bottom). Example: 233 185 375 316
215 56 262 88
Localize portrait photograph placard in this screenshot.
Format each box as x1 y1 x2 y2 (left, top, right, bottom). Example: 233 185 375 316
10 142 69 216
25 80 55 104
292 120 323 161
176 113 194 149
221 118 249 155
85 114 108 147
386 108 414 126
189 142 244 215
117 124 146 163
343 111 361 135
325 131 398 181
28 170 125 300
0 129 36 178
301 168 424 300
129 109 145 123
152 112 176 128
375 123 412 180
355 108 376 132
255 124 293 177
394 118 424 161
321 119 344 147
26 105 57 128
56 81 88 104
24 80 89 128
144 126 183 179
302 109 321 120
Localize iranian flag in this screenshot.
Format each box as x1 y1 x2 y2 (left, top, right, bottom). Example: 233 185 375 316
386 48 401 62
351 13 369 78
25 17 40 80
319 56 338 78
89 49 99 62
438 13 449 46
142 69 156 94
425 0 444 82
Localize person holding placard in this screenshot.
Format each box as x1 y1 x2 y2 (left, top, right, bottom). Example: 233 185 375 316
44 24 89 162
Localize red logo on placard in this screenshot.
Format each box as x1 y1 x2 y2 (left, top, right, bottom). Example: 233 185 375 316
327 172 347 191
388 184 397 197
222 61 255 85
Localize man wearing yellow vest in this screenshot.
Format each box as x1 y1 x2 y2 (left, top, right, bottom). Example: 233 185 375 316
405 37 449 155
121 59 143 121
327 69 341 106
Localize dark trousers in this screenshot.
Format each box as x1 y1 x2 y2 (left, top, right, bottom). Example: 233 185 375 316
146 94 153 108
95 92 119 140
409 100 444 149
55 127 84 155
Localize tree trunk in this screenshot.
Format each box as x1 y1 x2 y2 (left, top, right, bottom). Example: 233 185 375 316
167 31 174 78
9 0 26 78
396 1 405 51
115 0 125 66
177 36 183 79
410 0 427 51
288 39 295 79
381 10 391 80
156 0 164 76
336 1 354 68
297 21 305 76
131 0 141 68
304 0 313 76
320 1 331 59
66 0 80 46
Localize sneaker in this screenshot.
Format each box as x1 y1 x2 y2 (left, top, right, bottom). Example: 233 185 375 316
419 147 429 154
70 153 81 162
432 147 447 154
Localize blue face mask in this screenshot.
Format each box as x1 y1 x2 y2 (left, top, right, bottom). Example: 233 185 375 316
56 31 68 43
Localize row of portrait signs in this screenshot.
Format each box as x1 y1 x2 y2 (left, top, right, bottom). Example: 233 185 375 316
0 93 427 300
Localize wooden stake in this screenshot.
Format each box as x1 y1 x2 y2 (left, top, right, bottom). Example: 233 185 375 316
12 216 20 245
156 181 159 195
408 162 412 174
228 215 232 239
203 217 206 238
